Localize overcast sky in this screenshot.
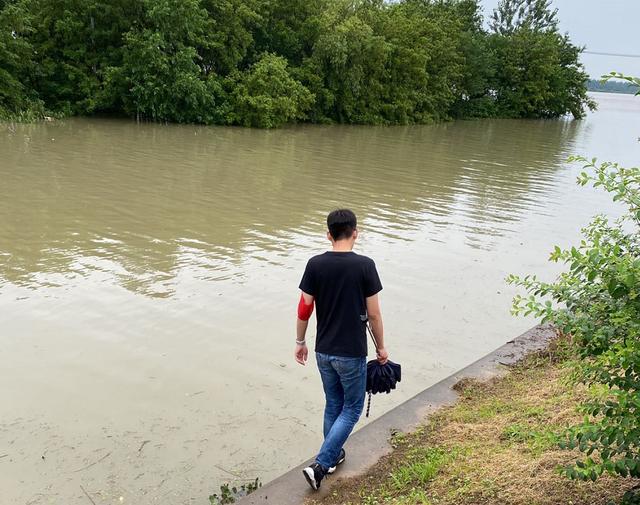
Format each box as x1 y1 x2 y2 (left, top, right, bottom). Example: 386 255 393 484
479 0 640 78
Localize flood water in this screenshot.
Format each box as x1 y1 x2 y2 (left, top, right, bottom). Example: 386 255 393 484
1 92 638 504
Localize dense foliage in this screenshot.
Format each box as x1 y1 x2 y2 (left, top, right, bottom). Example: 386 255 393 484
0 0 594 126
509 75 640 483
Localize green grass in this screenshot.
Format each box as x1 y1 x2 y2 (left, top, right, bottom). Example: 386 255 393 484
311 344 638 505
500 422 560 455
389 447 452 490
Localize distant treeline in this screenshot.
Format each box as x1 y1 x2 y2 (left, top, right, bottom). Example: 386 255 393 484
587 79 640 95
0 0 595 127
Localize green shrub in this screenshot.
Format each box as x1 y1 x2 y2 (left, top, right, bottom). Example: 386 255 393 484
508 74 640 481
224 53 313 128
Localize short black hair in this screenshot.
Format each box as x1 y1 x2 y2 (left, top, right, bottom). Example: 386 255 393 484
327 209 357 241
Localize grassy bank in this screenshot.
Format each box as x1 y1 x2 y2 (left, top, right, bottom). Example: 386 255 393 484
309 342 638 505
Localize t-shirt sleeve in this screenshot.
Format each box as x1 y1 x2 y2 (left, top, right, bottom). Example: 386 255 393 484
298 260 316 296
363 259 383 298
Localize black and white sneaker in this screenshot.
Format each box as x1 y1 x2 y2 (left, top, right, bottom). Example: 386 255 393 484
302 462 326 490
327 449 346 474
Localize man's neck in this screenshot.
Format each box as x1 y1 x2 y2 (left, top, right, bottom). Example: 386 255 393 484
332 241 354 252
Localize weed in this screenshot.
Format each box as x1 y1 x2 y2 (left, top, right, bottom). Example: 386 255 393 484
209 478 261 504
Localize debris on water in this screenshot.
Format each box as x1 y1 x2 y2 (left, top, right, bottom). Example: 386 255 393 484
137 440 150 454
72 451 112 472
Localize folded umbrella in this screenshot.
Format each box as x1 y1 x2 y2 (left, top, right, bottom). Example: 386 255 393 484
364 322 401 417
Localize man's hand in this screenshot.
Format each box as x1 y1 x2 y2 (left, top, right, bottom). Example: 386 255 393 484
295 343 308 365
376 346 389 365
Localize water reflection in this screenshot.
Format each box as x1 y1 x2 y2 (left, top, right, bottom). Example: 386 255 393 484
0 117 580 296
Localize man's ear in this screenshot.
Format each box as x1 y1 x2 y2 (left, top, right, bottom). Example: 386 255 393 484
352 229 358 240
327 231 333 242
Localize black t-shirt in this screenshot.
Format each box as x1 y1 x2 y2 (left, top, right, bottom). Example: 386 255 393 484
299 251 382 357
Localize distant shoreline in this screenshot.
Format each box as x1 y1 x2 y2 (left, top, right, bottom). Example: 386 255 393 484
586 79 639 95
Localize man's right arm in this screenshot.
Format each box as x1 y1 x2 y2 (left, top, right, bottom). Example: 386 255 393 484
366 293 388 364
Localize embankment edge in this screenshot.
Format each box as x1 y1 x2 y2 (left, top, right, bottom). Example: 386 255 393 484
236 324 555 505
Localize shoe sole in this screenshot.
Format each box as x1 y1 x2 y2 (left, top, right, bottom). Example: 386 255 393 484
303 467 319 490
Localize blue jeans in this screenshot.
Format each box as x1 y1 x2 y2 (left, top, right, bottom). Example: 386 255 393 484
315 352 366 470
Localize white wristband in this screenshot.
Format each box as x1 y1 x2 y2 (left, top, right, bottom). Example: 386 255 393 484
296 339 306 345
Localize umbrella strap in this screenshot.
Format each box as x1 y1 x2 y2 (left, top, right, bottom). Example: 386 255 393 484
364 319 379 352
364 318 376 419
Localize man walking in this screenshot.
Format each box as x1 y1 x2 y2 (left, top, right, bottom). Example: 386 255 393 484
295 209 388 490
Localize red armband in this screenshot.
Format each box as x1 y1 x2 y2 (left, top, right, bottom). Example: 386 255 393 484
297 293 314 321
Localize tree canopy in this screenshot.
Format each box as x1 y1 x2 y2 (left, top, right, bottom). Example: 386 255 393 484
0 0 595 126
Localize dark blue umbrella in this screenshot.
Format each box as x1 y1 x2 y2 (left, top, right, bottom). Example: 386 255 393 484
364 322 401 417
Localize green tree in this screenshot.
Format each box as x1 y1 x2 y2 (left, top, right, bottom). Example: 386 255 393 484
200 0 261 76
301 0 490 125
0 1 44 118
305 9 390 124
443 0 497 118
364 1 430 124
104 0 217 123
392 0 477 122
253 0 326 66
490 0 558 35
21 0 143 114
224 52 313 128
489 0 594 119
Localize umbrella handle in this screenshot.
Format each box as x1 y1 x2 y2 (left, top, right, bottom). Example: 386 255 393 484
365 391 372 418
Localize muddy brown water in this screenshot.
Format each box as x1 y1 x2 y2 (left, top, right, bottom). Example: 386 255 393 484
1 93 638 504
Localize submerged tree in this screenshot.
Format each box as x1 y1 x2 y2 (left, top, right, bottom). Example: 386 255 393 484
0 0 596 126
224 52 313 128
103 0 216 123
489 0 595 119
0 1 44 118
17 0 144 114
